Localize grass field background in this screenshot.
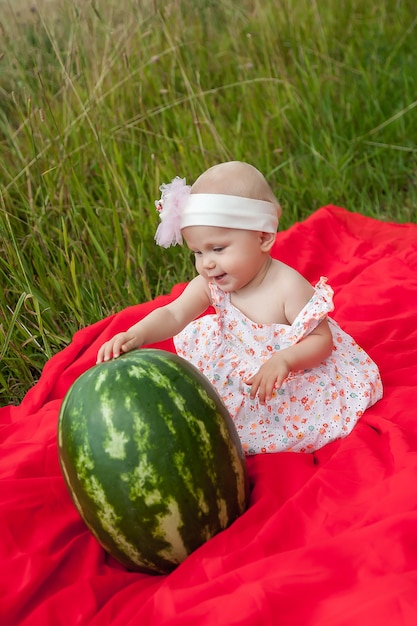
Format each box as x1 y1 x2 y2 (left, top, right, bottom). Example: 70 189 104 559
1 0 416 404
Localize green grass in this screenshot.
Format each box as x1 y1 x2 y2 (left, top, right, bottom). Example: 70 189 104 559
1 0 416 405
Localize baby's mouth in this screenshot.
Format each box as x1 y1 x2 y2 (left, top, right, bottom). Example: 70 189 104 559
209 273 226 282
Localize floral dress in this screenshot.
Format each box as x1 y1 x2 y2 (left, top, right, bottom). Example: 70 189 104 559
174 277 383 454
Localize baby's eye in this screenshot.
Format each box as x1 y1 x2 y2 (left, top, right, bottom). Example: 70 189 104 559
193 250 202 256
213 247 224 253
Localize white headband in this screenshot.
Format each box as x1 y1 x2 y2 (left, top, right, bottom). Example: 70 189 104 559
155 176 279 248
181 194 278 233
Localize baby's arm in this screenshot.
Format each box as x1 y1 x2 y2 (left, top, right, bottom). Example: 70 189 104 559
96 275 210 363
245 269 333 404
245 319 333 404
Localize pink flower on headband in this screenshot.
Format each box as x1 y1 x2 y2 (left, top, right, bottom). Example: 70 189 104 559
154 176 191 247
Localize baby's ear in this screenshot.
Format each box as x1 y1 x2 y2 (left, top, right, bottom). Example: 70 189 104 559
260 231 276 251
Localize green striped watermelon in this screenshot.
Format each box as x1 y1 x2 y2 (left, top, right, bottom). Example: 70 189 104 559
58 348 249 574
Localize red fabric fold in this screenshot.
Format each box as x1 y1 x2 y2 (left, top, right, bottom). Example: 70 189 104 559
1 206 417 625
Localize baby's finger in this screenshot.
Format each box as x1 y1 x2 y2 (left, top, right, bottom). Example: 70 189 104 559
97 336 123 363
96 345 106 364
254 380 268 404
101 342 116 362
246 377 260 400
274 373 287 390
259 376 278 404
110 336 127 360
98 341 115 363
120 338 138 355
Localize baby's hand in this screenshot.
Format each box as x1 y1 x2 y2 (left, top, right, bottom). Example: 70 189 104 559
96 331 140 364
244 355 291 404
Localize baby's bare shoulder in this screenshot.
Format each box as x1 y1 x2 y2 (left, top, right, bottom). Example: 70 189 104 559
272 261 315 322
272 260 310 288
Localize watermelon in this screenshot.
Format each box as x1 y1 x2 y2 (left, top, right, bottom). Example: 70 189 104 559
57 348 249 574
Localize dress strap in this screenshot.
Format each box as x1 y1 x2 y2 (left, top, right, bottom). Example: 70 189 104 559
208 282 228 311
286 277 335 344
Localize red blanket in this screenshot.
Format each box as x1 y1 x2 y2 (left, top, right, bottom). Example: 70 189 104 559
2 206 417 626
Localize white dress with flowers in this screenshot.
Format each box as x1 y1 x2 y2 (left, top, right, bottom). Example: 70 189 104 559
174 277 383 454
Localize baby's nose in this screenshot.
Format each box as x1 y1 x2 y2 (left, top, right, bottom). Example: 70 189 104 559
203 254 216 269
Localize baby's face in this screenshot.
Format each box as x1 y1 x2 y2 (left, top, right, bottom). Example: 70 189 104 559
182 225 269 292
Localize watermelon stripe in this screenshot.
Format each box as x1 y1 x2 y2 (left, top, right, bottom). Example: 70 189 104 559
155 498 188 563
58 349 249 574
